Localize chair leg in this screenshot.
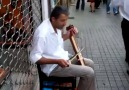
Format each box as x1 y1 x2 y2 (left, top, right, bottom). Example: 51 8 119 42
72 79 76 90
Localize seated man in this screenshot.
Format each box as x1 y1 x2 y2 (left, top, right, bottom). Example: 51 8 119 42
29 6 95 90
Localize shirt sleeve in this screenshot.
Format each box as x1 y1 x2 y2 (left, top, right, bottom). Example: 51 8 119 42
124 0 129 16
29 36 46 63
110 0 121 7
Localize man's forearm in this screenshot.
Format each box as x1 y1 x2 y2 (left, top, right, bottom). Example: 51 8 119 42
36 57 58 65
62 34 69 41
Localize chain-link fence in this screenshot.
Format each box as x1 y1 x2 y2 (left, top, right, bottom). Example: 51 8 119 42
0 0 42 90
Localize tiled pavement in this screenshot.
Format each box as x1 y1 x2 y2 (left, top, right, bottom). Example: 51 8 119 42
64 3 129 90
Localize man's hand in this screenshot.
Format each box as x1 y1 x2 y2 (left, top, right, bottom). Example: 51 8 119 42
66 27 78 37
62 26 78 41
57 59 70 68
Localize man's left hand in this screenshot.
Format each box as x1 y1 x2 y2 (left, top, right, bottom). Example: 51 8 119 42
66 27 78 37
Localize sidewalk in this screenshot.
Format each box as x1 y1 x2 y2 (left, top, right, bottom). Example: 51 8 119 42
65 3 129 90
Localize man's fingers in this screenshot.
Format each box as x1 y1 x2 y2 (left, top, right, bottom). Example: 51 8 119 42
61 61 69 68
69 29 75 35
74 27 78 33
72 27 78 34
69 27 78 35
64 61 69 67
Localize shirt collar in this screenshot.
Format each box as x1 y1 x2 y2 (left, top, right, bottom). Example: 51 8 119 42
47 19 56 34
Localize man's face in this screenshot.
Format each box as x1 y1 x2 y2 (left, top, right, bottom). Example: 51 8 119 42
52 14 68 29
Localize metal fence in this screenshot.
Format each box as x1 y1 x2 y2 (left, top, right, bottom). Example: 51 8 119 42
0 0 42 90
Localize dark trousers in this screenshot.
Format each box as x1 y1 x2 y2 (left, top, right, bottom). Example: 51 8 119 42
95 0 101 8
76 0 85 10
103 0 107 4
121 18 129 63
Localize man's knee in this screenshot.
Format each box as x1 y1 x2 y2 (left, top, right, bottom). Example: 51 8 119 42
83 58 94 68
88 68 95 78
83 66 95 78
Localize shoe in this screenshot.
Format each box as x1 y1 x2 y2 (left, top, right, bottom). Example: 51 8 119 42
76 9 79 10
126 61 129 66
125 58 129 63
114 12 118 15
125 58 128 62
76 7 79 10
81 9 84 11
89 10 95 12
127 70 129 75
89 10 92 12
92 10 95 12
107 11 110 14
95 7 100 9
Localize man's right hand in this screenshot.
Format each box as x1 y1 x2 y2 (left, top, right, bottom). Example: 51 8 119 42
57 59 69 68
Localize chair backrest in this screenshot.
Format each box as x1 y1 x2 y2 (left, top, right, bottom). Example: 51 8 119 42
37 64 47 78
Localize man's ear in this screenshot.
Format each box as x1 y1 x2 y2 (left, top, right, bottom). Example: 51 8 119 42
51 17 56 22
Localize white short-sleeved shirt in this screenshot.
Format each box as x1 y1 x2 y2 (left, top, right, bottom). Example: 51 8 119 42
29 19 69 76
111 0 129 21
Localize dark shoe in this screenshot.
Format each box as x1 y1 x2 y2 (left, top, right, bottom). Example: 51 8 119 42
125 58 128 62
81 9 84 11
127 70 129 75
126 61 129 66
92 10 95 12
89 10 92 12
95 7 100 9
114 13 118 15
76 8 79 10
89 10 95 12
107 11 110 14
125 58 129 63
